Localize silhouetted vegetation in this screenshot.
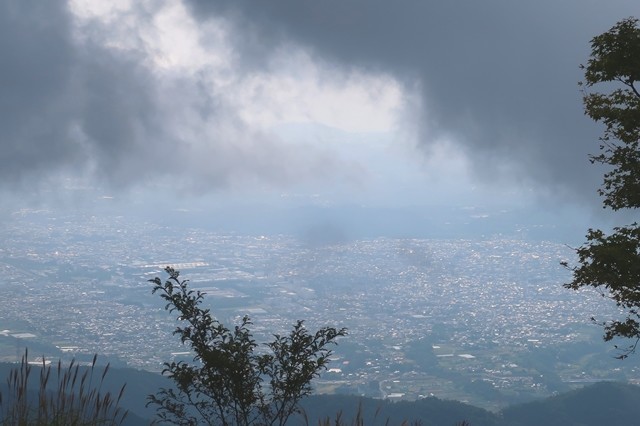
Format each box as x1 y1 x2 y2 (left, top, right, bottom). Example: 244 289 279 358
3 357 640 426
0 349 127 425
148 267 347 425
564 16 640 358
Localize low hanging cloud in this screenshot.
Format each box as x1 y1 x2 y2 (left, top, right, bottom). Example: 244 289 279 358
0 0 369 196
1 1 84 187
4 0 638 206
1 1 163 190
183 0 637 203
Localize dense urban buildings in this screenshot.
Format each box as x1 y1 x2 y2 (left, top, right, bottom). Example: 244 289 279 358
0 209 632 410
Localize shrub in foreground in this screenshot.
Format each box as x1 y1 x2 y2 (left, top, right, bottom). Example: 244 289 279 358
0 349 127 425
148 267 346 426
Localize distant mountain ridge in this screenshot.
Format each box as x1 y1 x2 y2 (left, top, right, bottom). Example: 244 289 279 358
301 382 640 425
1 363 638 425
500 381 640 426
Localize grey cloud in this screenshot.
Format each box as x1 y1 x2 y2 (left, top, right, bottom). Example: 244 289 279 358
185 0 636 204
1 1 353 196
1 1 80 185
0 1 164 190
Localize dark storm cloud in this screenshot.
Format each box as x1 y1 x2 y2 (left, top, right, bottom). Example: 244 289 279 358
0 1 350 195
0 1 163 189
184 0 637 202
1 1 80 185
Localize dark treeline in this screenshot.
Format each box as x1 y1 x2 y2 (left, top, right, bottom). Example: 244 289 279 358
2 361 640 426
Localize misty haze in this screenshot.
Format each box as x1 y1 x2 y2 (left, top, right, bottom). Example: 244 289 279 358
2 1 640 425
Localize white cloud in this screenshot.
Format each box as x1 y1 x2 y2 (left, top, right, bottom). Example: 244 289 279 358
59 0 425 200
233 48 404 133
69 0 405 135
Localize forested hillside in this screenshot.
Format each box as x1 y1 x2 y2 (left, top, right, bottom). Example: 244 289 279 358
2 362 639 425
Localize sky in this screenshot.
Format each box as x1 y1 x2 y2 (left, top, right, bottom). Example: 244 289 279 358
1 1 638 234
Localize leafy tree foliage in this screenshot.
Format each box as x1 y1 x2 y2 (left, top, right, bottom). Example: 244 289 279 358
564 17 640 357
147 267 347 426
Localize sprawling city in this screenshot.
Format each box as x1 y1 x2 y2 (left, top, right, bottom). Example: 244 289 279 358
3 2 640 423
0 208 633 412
